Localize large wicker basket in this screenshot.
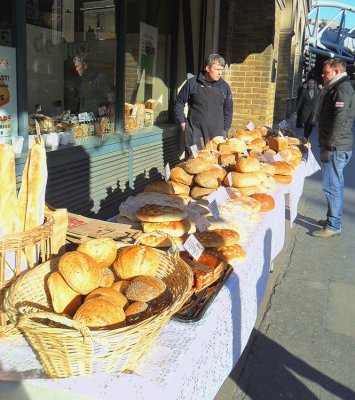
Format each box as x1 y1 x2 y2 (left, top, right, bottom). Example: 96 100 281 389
0 215 54 334
4 243 193 378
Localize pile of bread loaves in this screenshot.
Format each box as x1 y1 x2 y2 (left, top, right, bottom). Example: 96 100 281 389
47 238 173 330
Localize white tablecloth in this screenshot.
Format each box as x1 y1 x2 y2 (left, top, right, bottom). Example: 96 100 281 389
0 151 318 400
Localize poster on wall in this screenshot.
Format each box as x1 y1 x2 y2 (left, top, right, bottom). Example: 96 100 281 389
138 22 158 84
0 46 18 138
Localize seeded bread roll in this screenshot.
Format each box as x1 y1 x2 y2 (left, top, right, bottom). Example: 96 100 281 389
85 287 128 309
113 245 160 279
184 156 214 175
250 193 275 211
47 271 82 316
141 219 191 237
234 156 260 173
125 275 166 302
125 301 152 325
73 297 126 329
58 251 102 295
194 229 240 247
144 180 190 195
190 186 215 199
77 238 117 269
170 167 194 185
136 204 188 222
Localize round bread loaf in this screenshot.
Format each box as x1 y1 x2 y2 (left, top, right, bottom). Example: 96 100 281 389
170 167 194 185
125 275 166 303
205 244 247 264
58 251 102 295
235 130 254 142
194 229 240 247
111 280 130 294
184 156 214 175
250 193 275 211
234 156 260 173
190 185 215 199
77 238 117 269
47 271 82 316
143 180 190 195
136 204 188 222
73 297 126 330
196 150 216 163
141 219 191 237
99 268 115 287
251 137 267 148
194 169 223 189
271 161 294 176
223 171 261 188
113 245 160 279
273 174 293 184
125 301 152 325
85 287 128 309
138 233 187 248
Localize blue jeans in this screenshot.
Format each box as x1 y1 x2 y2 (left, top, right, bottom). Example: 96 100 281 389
321 151 352 232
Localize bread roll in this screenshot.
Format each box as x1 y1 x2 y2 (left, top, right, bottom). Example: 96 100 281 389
136 204 188 222
111 280 130 294
194 229 240 247
278 149 293 163
235 130 254 142
0 144 18 235
273 174 293 184
237 185 262 196
18 137 47 232
271 161 294 176
141 219 191 237
125 275 166 303
219 153 236 167
227 138 246 153
234 156 260 173
223 171 261 188
288 136 302 145
217 142 231 154
267 136 289 152
250 193 275 211
113 245 160 279
77 238 117 269
205 244 247 264
99 268 115 287
212 136 227 145
144 180 190 195
251 137 267 148
73 297 126 329
230 196 262 213
125 301 152 325
85 287 128 309
47 271 82 316
138 233 187 248
205 140 218 151
184 156 214 174
190 186 215 199
196 150 217 163
194 169 223 189
58 251 101 295
170 167 194 185
260 162 276 176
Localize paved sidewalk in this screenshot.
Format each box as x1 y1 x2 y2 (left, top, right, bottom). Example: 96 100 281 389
215 129 355 399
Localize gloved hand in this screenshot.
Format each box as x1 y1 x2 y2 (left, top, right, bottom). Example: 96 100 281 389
320 150 330 163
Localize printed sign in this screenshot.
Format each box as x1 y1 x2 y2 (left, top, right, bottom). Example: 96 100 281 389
225 187 239 199
163 162 171 181
246 121 255 131
78 112 88 122
226 172 233 187
196 215 211 232
200 137 205 149
183 234 205 261
190 144 199 158
208 199 220 220
207 186 230 207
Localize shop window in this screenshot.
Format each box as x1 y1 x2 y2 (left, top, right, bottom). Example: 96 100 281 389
124 0 172 132
26 0 117 144
0 4 12 47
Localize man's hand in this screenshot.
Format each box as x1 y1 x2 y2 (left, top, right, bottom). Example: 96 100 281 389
320 150 331 163
180 123 186 133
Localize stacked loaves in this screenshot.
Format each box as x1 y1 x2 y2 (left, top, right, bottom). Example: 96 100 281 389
47 238 173 329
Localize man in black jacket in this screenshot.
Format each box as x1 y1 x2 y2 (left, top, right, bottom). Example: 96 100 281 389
175 54 233 154
312 58 355 237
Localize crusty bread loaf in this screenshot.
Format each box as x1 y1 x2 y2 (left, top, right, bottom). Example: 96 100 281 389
230 196 262 213
17 137 47 232
219 153 236 167
47 271 82 316
227 138 246 153
271 161 294 176
250 193 275 211
144 180 190 195
142 219 191 237
138 233 187 248
194 169 223 189
267 136 289 152
85 287 128 309
136 204 188 222
273 174 293 184
205 244 247 264
73 297 126 329
260 162 276 176
205 140 218 151
288 137 302 145
194 229 240 247
125 275 166 303
113 245 160 279
99 268 115 287
170 167 194 185
111 280 130 294
234 156 260 173
217 142 231 154
212 136 227 145
235 130 254 142
237 185 262 196
223 171 261 188
184 156 214 174
251 137 267 148
0 144 18 235
125 301 152 325
278 149 293 163
77 238 117 269
190 185 215 199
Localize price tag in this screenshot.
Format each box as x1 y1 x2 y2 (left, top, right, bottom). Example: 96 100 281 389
78 112 87 122
225 187 239 199
278 120 288 130
273 153 283 161
190 145 199 158
183 234 205 261
208 199 220 220
246 121 255 131
163 162 171 181
243 148 249 156
196 215 211 232
256 153 267 162
63 110 71 116
207 186 230 207
98 106 106 116
226 172 233 187
88 112 95 121
200 137 205 149
35 120 41 136
263 153 275 163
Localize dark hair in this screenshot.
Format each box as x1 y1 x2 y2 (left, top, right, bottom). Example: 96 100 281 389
73 55 88 66
323 58 346 72
204 54 226 68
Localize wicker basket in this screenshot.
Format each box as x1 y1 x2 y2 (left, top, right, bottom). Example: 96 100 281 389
0 215 54 333
4 236 193 378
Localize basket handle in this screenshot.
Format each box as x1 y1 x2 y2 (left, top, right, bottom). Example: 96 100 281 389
134 230 180 258
16 311 93 343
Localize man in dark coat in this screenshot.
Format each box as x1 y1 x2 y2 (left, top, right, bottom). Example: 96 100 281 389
312 58 355 237
296 81 307 128
175 54 233 154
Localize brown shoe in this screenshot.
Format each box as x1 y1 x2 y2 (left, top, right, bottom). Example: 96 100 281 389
318 220 326 227
312 228 341 238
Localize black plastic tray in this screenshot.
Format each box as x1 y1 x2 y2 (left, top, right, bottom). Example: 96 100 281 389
172 264 234 323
